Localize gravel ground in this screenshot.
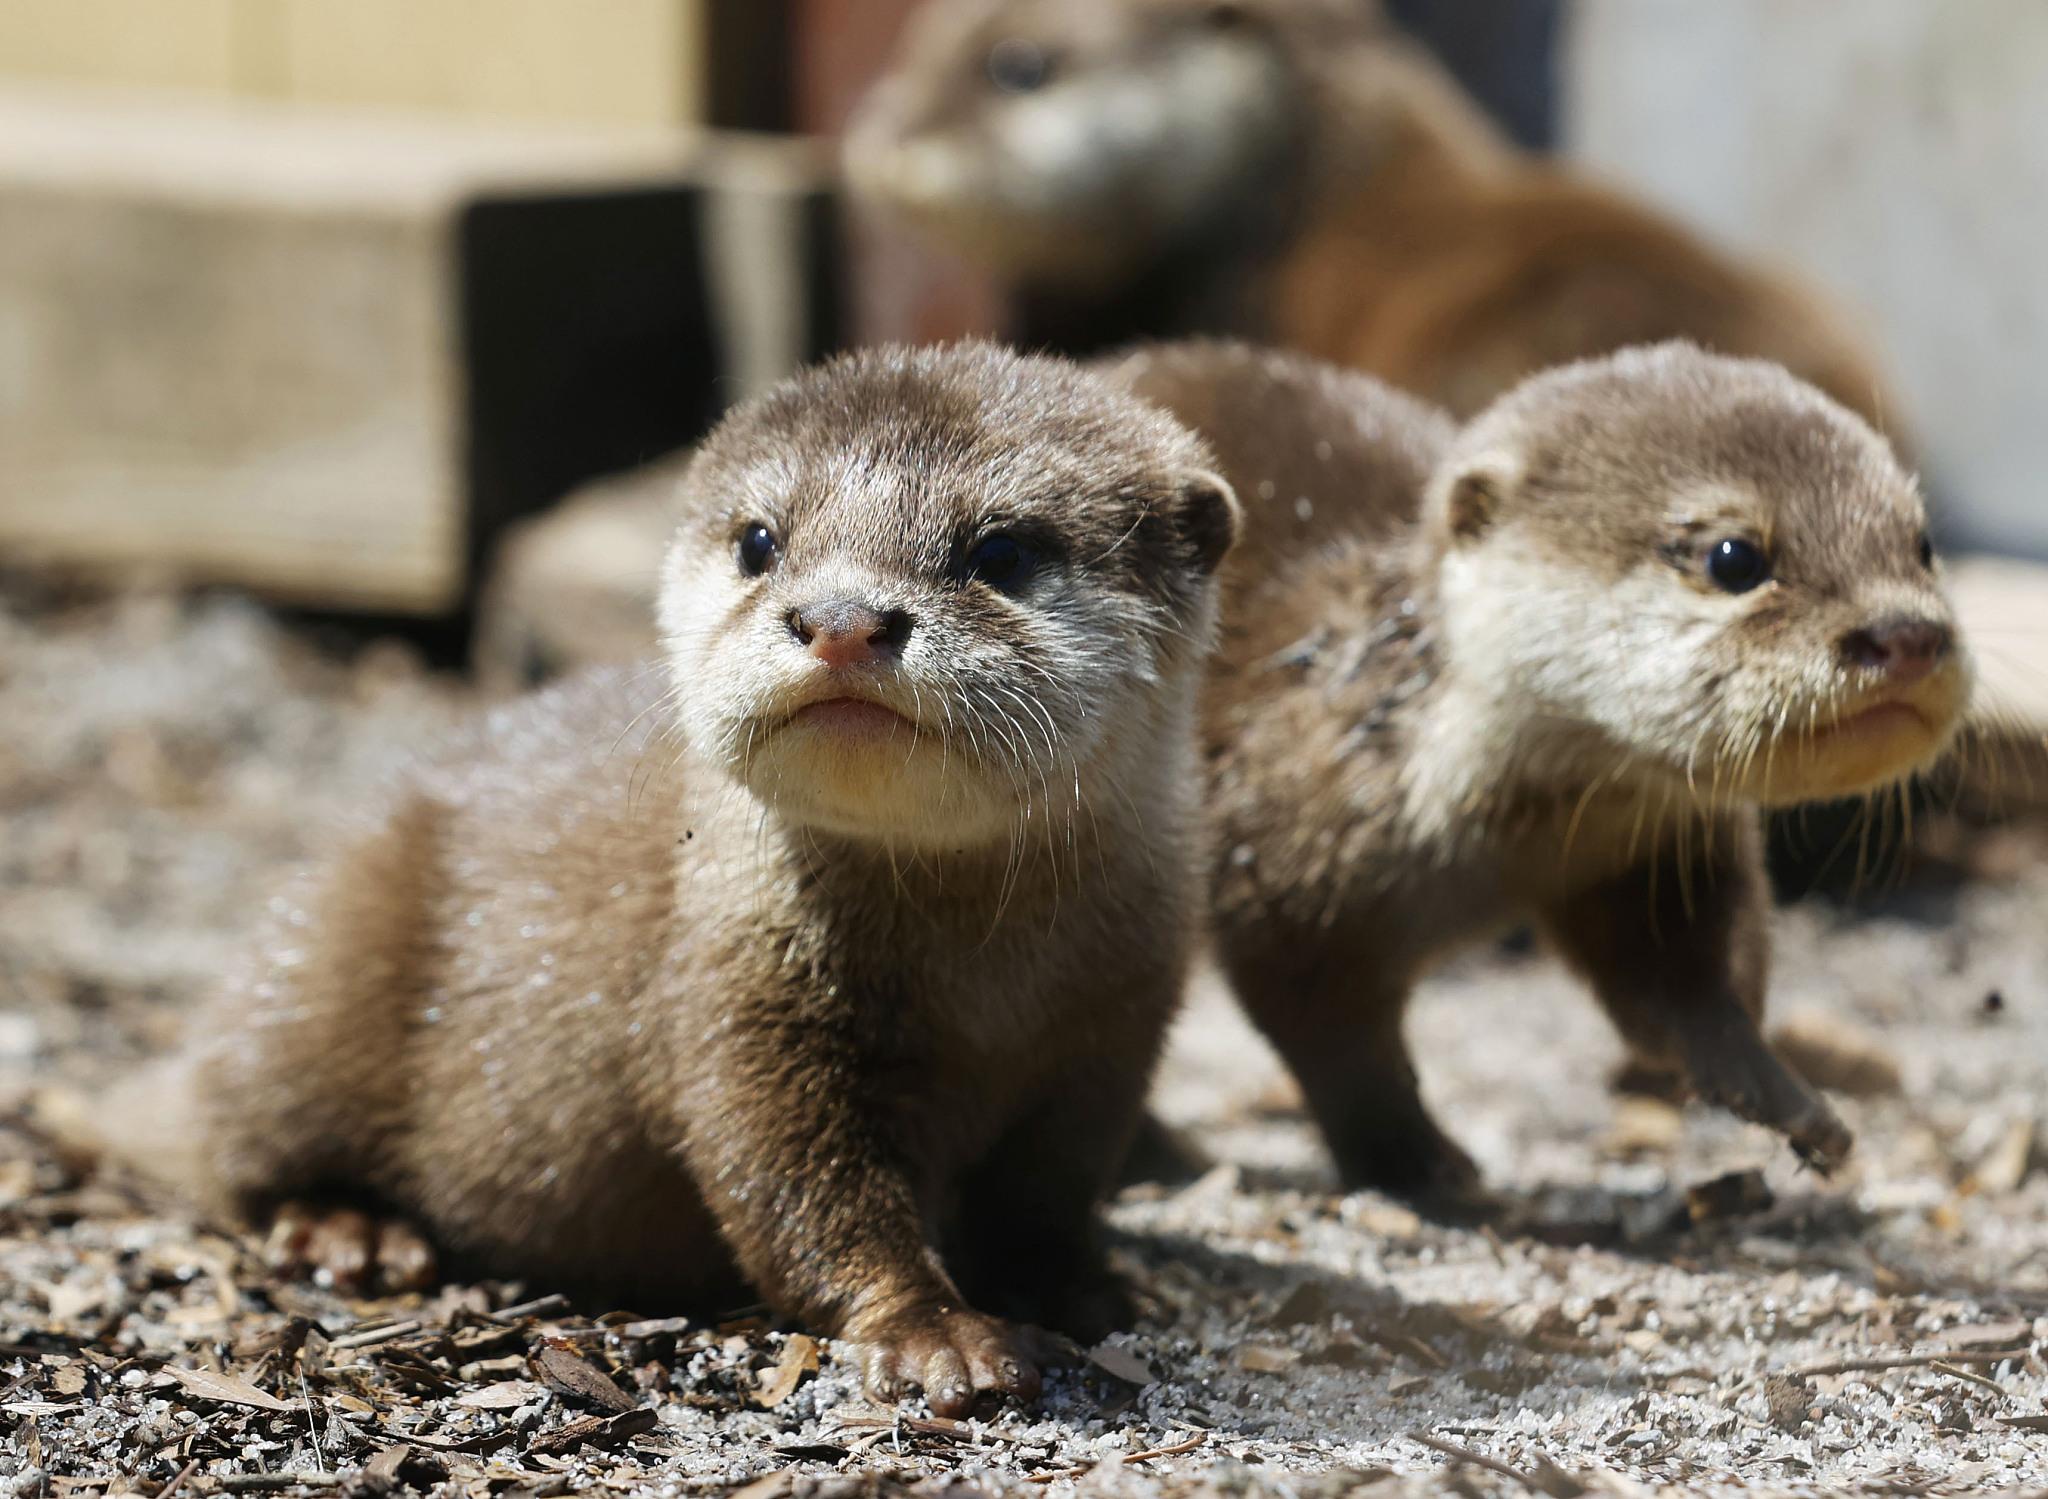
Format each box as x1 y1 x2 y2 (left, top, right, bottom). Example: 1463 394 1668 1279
3 582 2047 1499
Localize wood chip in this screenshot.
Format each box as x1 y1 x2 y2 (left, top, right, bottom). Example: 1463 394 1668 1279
1686 1169 1774 1224
751 1333 819 1409
1764 1373 1814 1431
363 1446 410 1481
526 1407 657 1456
1122 1430 1207 1464
1088 1342 1156 1385
159 1364 299 1413
617 1316 693 1339
489 1293 573 1322
727 1468 797 1499
219 1476 340 1492
1234 1344 1301 1374
1963 1119 2038 1196
1770 1012 1904 1098
1604 1098 1683 1160
530 1343 636 1413
454 1379 546 1409
327 1320 422 1352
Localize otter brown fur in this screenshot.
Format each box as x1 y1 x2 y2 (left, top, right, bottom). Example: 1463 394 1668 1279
184 343 1239 1415
849 0 1903 437
1102 339 1968 1196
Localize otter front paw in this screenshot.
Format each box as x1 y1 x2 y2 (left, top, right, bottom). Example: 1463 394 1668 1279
853 1305 1044 1417
264 1202 438 1295
1331 1116 1483 1209
1675 1025 1854 1173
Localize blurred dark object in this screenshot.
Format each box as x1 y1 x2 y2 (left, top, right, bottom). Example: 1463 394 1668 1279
707 0 796 131
461 191 719 605
1384 0 1560 152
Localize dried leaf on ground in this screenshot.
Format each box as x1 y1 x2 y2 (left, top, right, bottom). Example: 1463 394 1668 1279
160 1364 298 1413
530 1343 635 1413
752 1334 820 1408
454 1379 546 1409
1088 1342 1156 1385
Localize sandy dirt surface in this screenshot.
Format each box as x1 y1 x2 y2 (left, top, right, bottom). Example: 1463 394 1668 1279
3 583 2047 1498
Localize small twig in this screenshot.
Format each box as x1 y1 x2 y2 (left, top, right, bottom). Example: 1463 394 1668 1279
300 1369 325 1468
1410 1433 1538 1487
490 1294 573 1323
327 1320 422 1352
156 1458 201 1499
1930 1361 2014 1402
1024 1464 1095 1484
219 1476 340 1493
1123 1430 1207 1464
1729 1346 2033 1395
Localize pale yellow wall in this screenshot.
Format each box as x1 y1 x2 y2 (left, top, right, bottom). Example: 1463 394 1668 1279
0 1 242 93
0 0 706 127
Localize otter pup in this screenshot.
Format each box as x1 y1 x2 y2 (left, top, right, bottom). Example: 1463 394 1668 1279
1104 339 1968 1196
185 343 1239 1414
848 0 1901 438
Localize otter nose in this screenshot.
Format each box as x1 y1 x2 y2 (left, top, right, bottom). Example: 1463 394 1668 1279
787 599 913 668
1840 615 1952 684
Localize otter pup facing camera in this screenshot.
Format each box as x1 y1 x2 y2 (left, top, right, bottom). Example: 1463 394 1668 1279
1106 340 1968 1196
186 344 1239 1414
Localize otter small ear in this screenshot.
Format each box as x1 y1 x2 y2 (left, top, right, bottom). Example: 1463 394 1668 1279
1440 453 1517 545
1173 468 1242 576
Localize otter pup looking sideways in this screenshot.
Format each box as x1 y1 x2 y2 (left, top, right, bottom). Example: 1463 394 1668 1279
186 344 1239 1415
1107 340 1969 1197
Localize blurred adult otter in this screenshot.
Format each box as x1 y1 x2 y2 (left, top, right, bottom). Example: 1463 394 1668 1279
183 344 1239 1415
1104 340 1967 1197
849 0 1903 436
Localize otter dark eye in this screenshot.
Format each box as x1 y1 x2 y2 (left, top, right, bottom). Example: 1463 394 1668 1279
986 38 1051 93
1706 537 1771 594
737 523 778 577
1918 533 1935 570
964 533 1037 592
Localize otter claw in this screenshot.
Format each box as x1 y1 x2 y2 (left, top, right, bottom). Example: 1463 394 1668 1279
854 1306 1043 1417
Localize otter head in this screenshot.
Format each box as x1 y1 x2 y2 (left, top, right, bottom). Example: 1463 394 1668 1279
1424 342 1971 810
659 343 1238 851
844 0 1366 288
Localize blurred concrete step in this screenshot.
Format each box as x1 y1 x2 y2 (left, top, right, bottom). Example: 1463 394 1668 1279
0 85 837 615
